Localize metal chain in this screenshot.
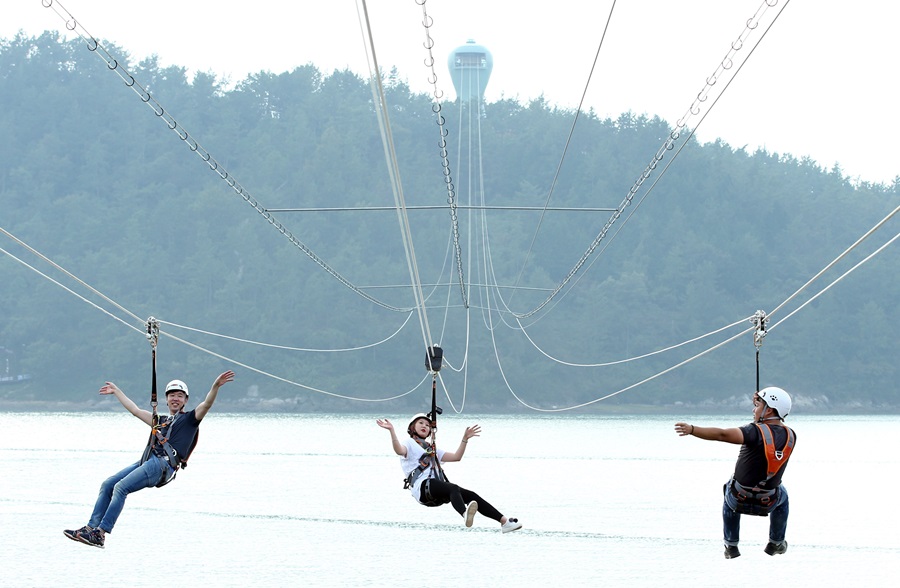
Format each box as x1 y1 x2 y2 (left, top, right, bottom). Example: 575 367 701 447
517 0 783 319
40 0 412 313
416 0 468 309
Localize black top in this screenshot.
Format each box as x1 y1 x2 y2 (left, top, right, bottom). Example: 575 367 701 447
732 422 796 488
155 409 201 461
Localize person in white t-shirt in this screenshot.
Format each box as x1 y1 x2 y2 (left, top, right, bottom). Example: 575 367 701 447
376 413 522 533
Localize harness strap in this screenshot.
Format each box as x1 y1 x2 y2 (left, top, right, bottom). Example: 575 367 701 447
727 479 778 516
730 479 777 501
145 414 195 487
755 423 795 480
403 435 445 489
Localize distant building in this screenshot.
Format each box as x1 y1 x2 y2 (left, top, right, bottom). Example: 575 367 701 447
0 345 31 385
448 39 493 104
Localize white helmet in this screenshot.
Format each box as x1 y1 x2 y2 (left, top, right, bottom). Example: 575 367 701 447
757 386 791 419
165 379 189 398
407 413 430 437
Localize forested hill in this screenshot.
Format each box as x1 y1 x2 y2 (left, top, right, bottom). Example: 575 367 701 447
1 32 898 413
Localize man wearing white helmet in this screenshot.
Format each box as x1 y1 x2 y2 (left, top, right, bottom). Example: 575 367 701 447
674 386 796 559
64 370 235 548
376 413 522 533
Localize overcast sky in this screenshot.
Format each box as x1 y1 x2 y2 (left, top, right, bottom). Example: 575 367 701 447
2 0 898 185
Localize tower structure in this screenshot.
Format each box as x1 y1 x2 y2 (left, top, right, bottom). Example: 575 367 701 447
448 39 493 104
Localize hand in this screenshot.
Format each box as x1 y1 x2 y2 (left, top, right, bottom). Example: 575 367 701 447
463 424 481 441
674 422 693 437
99 382 121 396
214 370 235 388
376 418 394 432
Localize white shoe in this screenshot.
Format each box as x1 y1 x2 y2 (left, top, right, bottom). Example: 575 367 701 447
501 517 522 534
465 501 478 527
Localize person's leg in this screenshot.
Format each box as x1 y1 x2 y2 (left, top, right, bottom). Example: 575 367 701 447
767 485 789 544
422 479 463 514
97 456 165 533
422 479 518 529
722 501 742 545
722 484 742 547
88 461 141 529
458 487 504 523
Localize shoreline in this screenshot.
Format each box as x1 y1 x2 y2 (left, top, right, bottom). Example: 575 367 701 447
1 399 897 415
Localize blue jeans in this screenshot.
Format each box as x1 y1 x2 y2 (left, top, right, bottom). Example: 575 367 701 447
88 456 169 533
722 479 789 546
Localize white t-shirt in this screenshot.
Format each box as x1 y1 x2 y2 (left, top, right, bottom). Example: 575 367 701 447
400 437 446 503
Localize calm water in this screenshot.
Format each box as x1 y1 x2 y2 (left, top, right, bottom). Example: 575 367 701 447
1 412 897 587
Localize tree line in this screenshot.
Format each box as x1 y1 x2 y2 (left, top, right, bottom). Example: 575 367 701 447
1 32 898 412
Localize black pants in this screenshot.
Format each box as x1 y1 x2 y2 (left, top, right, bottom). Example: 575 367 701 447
421 479 503 522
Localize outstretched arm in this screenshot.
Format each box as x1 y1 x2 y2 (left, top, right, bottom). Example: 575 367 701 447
376 419 407 456
194 370 235 421
675 422 744 444
99 382 153 426
441 424 481 462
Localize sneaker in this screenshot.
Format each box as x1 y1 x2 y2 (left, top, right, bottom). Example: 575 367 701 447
724 545 741 559
465 501 478 528
764 541 788 556
501 517 522 534
75 527 105 549
63 525 92 543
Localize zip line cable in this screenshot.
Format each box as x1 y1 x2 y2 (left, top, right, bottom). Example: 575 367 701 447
493 215 898 412
1 228 429 403
0 245 143 338
0 224 420 353
768 230 899 333
767 204 899 321
1 227 145 332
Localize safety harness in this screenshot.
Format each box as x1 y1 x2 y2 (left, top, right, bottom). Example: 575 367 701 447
727 421 795 516
138 317 197 488
403 435 448 491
